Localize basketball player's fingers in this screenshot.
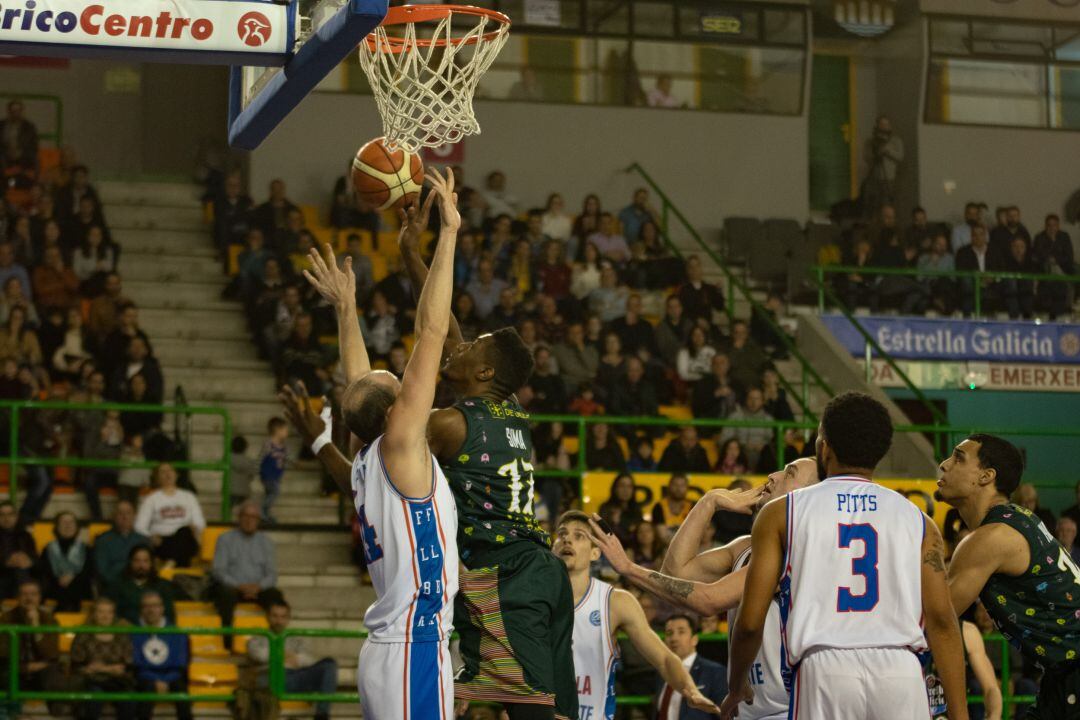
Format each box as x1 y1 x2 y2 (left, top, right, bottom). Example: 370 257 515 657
301 270 328 296
420 187 437 218
444 165 455 193
342 255 353 278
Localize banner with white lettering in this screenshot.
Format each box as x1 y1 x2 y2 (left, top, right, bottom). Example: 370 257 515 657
869 359 1080 392
822 314 1080 364
0 0 292 63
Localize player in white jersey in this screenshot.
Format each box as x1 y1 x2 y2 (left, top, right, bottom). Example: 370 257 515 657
720 392 969 720
552 511 719 720
588 458 819 720
279 168 463 720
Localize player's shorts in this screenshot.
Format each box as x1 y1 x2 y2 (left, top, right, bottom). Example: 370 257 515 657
357 639 454 720
454 542 577 720
1026 660 1080 720
790 647 929 720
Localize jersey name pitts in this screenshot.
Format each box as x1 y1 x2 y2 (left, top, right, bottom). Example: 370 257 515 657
836 493 878 512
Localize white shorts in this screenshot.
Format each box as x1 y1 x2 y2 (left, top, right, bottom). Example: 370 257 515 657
358 639 455 720
790 647 929 720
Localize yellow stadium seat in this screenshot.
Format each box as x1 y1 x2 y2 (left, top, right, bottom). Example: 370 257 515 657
177 615 221 629
659 405 693 421
179 616 228 658
31 522 53 553
55 612 84 653
561 436 579 455
189 661 240 686
616 436 629 459
227 244 243 276
281 701 314 711
369 253 388 283
704 441 719 469
376 231 399 252
190 681 235 711
310 225 337 252
401 334 415 355
200 526 230 564
87 523 111 545
175 601 215 615
300 205 322 229
232 615 269 655
234 603 263 617
159 566 204 582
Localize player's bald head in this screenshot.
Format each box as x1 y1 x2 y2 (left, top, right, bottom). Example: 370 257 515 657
342 371 402 444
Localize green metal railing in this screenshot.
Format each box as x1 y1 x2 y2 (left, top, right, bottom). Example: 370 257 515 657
0 93 63 147
0 625 1036 718
814 264 1080 320
0 400 233 521
627 162 834 421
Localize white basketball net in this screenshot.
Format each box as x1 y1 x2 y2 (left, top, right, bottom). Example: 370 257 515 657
358 10 509 153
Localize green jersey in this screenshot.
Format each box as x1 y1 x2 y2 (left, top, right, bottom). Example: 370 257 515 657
979 503 1080 668
444 397 549 561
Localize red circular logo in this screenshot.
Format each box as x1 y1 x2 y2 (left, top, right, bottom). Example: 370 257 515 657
237 12 272 47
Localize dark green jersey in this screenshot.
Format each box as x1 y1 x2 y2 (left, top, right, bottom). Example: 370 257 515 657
444 397 549 560
979 503 1080 668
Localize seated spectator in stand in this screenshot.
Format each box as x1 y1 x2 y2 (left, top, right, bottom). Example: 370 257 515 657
596 473 643 544
989 205 1031 258
917 232 956 315
950 202 981 252
372 255 415 318
38 511 93 612
0 580 65 716
94 500 149 594
247 601 339 720
71 597 136 720
211 501 285 634
0 501 36 598
587 213 629 265
1033 214 1075 320
502 239 535 299
761 368 794 422
552 322 599 396
236 228 270 300
101 303 152 381
330 167 380 235
655 295 691 368
1012 482 1056 533
584 422 625 471
609 293 657 356
526 346 566 413
625 437 657 474
839 233 879 311
568 384 602 417
676 325 716 385
1057 516 1080 564
110 545 176 625
749 292 788 359
258 418 288 524
32 245 79 311
272 207 307 255
66 195 112 252
875 228 925 313
658 427 711 474
0 99 39 182
715 438 748 475
486 214 515 266
570 242 604 303
725 387 774 469
570 195 603 257
339 233 375 305
691 353 739 420
72 225 116 293
955 224 1004 316
0 275 39 326
608 357 659 427
120 377 160 440
905 206 933 252
588 263 628 323
465 259 507 319
55 164 100 225
651 473 691 540
0 243 30 304
541 193 572 242
281 313 330 393
88 272 130 345
536 240 572 301
727 320 767 393
678 256 724 323
0 305 41 366
132 590 192 720
109 336 163 403
646 74 681 108
486 287 521 331
134 463 205 568
360 290 403 364
251 178 298 240
617 188 659 247
212 172 252 254
480 170 519 219
1001 236 1037 320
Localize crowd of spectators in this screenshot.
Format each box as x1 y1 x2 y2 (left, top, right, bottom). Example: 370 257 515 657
828 201 1076 320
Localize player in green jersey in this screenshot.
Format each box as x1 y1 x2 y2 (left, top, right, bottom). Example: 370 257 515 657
938 433 1080 719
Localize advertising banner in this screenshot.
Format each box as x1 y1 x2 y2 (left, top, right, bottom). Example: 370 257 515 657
870 359 1080 392
821 314 1080 364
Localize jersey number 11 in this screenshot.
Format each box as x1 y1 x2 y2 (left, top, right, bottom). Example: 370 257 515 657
498 458 536 515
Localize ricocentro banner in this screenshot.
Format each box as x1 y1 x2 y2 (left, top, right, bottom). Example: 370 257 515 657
0 0 293 62
822 314 1080 364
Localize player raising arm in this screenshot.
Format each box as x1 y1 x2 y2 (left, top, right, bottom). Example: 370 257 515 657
939 434 1080 720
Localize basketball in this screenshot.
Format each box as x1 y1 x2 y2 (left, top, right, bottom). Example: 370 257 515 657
351 137 425 211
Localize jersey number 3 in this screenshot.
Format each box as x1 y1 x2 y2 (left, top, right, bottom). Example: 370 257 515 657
837 523 879 612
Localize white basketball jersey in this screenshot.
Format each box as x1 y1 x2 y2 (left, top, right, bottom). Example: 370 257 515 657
573 578 619 720
351 436 459 643
727 546 791 720
780 476 927 666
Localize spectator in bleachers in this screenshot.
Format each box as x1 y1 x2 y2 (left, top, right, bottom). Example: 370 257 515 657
211 501 285 633
905 206 934 253
339 233 375 305
486 214 515 266
54 165 100 224
71 597 136 720
609 293 657 357
655 295 691 368
587 213 629 265
534 241 570 303
761 368 794 422
38 510 94 612
597 473 643 543
73 225 116 293
0 242 31 303
16 399 65 526
568 383 602 417
135 463 205 568
111 545 176 625
618 188 660 247
465 258 507 319
212 172 252 256
453 293 482 341
725 387 774 469
1057 516 1080 564
535 294 566 344
1012 482 1056 533
676 325 716 385
9 215 34 265
67 196 112 251
100 303 151 380
1002 236 1037 320
258 418 288 525
262 284 303 362
94 500 149 594
658 427 711 474
608 357 659 426
487 287 521 331
727 320 767 393
247 600 339 720
0 500 36 599
280 313 330 393
520 210 550 250
0 276 38 326
272 207 307 255
552 322 599 396
32 244 79 312
839 233 879 311
651 473 691 539
570 241 603 300
229 435 258 511
1033 214 1075 320
502 239 534 299
526 346 566 414
87 272 130 345
121 372 163 438
109 336 163 404
570 194 603 259
990 205 1031 257
715 439 748 475
917 232 956 315
454 231 482 288
691 353 738 420
677 255 724 323
590 263 629 323
0 579 65 715
251 179 298 240
541 193 572 242
956 224 1004 316
0 99 39 181
584 422 624 470
480 170 519 219
132 590 192 720
750 292 788 360
361 290 402 357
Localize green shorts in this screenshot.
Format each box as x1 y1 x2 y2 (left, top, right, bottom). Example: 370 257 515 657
453 542 577 720
1026 662 1080 720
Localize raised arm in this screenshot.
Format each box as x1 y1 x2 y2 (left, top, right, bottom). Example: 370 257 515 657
612 589 720 716
397 193 464 354
303 242 370 383
921 517 969 720
381 168 460 493
662 486 762 581
963 621 1002 720
278 383 352 495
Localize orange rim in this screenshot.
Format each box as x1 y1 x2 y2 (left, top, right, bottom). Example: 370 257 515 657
365 4 510 52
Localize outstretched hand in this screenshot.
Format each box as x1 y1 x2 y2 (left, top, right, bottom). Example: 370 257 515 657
587 515 633 575
425 166 460 233
397 191 438 255
705 485 766 515
686 686 722 716
278 381 327 446
719 682 754 720
303 242 356 309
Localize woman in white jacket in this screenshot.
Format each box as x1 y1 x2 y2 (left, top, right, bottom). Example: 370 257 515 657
134 463 205 567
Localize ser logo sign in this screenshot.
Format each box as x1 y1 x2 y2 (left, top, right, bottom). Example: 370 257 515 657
700 12 742 35
237 10 270 47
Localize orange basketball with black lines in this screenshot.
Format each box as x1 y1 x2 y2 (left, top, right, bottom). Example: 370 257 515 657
351 137 424 211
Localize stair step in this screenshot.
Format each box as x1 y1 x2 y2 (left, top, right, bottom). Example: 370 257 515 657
120 254 225 282
113 228 217 257
99 180 203 207
126 278 232 305
154 337 262 365
108 204 205 230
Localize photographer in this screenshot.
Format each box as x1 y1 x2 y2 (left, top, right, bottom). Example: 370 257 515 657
862 114 904 217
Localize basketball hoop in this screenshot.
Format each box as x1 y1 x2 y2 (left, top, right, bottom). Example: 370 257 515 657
357 4 510 153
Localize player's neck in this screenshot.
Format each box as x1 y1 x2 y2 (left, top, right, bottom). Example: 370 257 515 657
825 464 874 481
569 568 592 604
957 492 1009 530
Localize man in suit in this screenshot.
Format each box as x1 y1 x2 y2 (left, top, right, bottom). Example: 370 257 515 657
0 99 39 181
954 224 1003 316
655 614 727 720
